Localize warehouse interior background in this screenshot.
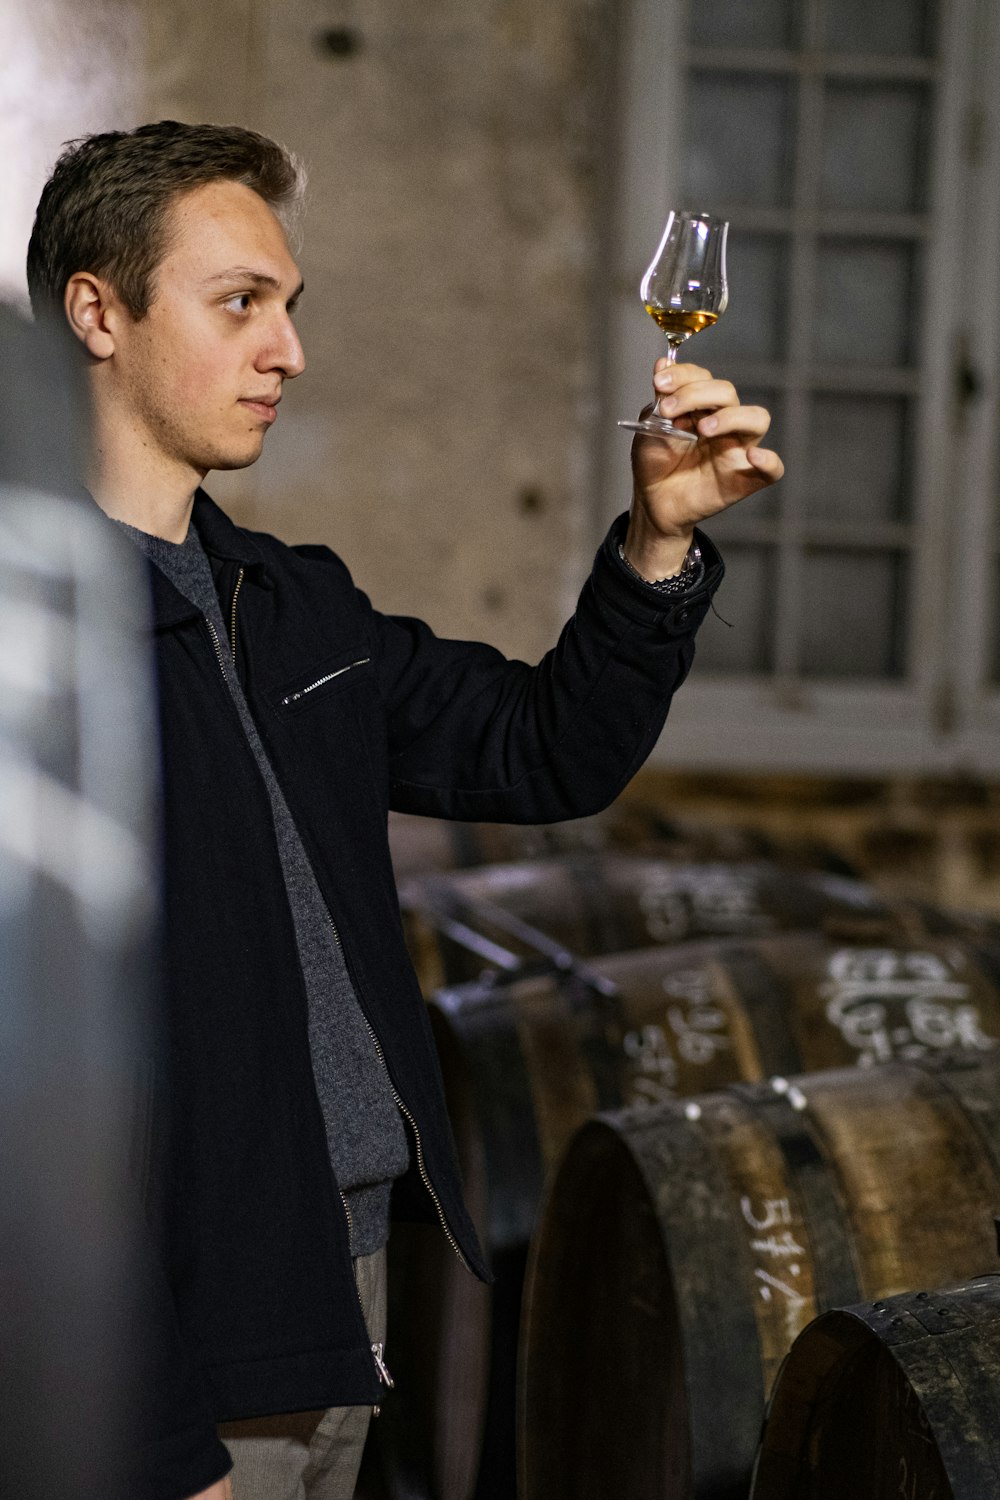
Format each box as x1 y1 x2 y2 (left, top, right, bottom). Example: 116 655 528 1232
4 0 1000 911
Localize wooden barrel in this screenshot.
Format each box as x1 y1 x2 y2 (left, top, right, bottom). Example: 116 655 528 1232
369 934 1000 1500
437 933 1000 1250
386 805 859 881
520 1057 1000 1500
750 1274 1000 1499
398 855 912 994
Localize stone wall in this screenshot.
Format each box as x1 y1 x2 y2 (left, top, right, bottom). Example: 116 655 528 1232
5 0 620 662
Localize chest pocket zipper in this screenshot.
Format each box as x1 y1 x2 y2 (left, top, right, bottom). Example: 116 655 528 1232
281 657 371 707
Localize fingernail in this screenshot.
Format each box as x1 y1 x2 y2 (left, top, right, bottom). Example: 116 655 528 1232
655 372 674 391
659 396 678 413
701 415 718 433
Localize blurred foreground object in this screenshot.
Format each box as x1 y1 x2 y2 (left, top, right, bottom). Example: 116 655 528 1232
0 307 159 1498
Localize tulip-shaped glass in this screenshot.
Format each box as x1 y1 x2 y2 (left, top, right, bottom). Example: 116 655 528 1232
619 211 729 444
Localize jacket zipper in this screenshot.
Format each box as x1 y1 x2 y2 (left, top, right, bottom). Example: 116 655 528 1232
203 566 244 680
281 657 371 707
203 595 460 1399
361 1009 471 1272
229 567 245 669
324 911 472 1411
371 1341 394 1416
338 1186 394 1414
340 1189 354 1249
205 616 229 676
323 915 471 1274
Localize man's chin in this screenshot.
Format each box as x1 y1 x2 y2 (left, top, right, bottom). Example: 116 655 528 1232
207 443 266 472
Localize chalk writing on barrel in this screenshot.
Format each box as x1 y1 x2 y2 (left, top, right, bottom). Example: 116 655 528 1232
638 867 771 943
741 1195 810 1339
820 948 996 1067
621 965 733 1105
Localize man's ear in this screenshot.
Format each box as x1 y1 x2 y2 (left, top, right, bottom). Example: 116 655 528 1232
63 273 120 359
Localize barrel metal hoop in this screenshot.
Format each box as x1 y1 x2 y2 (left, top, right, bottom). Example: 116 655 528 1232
721 946 804 1079
733 1082 863 1311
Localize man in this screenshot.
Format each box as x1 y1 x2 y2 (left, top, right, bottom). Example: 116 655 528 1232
26 121 782 1500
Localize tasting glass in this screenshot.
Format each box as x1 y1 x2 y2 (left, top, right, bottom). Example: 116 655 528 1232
619 211 729 443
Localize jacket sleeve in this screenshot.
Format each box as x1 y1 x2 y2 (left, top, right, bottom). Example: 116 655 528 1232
372 514 723 822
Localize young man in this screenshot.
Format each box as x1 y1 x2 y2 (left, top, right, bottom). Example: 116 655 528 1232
27 122 782 1500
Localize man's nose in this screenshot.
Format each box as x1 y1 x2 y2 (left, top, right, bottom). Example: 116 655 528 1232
260 315 306 380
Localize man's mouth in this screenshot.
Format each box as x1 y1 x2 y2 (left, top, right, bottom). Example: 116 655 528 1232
240 396 280 423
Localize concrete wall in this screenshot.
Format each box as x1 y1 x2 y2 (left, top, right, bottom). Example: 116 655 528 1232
6 0 620 662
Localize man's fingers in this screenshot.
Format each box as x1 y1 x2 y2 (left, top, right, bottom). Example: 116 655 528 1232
712 439 785 482
746 446 785 482
655 378 740 418
655 360 712 387
695 404 772 442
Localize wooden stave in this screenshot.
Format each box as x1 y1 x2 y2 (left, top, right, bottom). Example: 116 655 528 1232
519 1059 1000 1500
397 854 913 995
749 1275 1000 1499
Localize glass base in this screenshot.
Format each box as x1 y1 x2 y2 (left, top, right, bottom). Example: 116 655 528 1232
618 416 698 444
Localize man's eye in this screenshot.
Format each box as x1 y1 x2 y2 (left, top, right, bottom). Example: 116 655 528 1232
223 293 253 314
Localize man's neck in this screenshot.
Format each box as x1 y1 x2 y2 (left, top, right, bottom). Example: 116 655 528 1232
85 403 205 542
90 475 198 542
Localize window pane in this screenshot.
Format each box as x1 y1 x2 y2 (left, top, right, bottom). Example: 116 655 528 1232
804 394 911 523
689 0 797 50
814 241 918 366
820 83 932 214
800 550 909 677
821 0 936 57
697 234 789 363
684 73 795 209
694 545 776 674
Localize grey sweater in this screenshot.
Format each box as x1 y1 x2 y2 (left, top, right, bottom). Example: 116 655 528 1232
120 519 410 1255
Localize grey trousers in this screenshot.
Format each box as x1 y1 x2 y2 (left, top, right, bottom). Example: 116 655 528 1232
219 1248 387 1500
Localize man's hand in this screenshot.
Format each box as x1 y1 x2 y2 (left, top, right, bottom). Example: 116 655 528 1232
187 1479 233 1500
624 358 784 581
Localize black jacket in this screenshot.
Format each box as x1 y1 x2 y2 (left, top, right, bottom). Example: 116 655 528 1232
137 492 722 1498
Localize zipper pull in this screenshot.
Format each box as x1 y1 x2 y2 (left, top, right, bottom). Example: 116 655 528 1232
371 1340 394 1417
372 1341 394 1388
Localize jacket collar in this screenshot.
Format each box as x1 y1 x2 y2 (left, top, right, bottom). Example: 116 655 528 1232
149 491 271 629
83 485 269 630
190 488 267 568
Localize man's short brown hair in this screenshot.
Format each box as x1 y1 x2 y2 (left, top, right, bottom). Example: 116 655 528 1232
27 120 305 321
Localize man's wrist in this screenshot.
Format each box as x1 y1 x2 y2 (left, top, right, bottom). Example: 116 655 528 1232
620 511 695 581
617 537 704 594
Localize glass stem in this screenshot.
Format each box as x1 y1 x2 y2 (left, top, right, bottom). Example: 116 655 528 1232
653 339 680 421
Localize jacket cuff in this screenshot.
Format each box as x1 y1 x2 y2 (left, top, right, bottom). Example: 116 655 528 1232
594 513 724 635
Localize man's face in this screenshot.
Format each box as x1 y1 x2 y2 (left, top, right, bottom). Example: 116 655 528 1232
107 178 305 476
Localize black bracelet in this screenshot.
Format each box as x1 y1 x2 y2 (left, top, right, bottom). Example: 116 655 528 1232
617 539 704 594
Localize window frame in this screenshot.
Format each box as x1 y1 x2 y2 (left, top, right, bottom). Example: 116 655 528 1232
597 0 1000 774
